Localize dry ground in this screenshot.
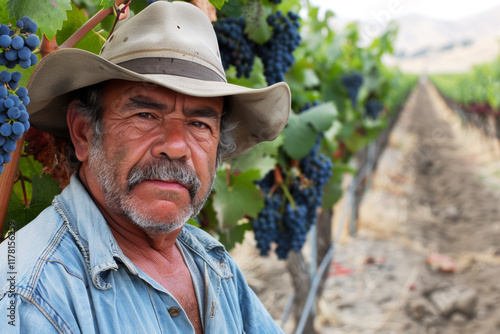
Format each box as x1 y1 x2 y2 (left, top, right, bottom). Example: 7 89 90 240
231 79 500 334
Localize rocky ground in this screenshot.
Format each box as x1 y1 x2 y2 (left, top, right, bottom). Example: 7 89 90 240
231 79 500 334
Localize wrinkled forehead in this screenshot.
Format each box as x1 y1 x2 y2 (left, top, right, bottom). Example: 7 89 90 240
100 79 225 116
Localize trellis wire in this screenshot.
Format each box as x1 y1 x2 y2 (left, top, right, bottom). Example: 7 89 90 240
293 141 377 334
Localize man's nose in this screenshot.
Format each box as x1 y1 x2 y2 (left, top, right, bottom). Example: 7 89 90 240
151 120 191 161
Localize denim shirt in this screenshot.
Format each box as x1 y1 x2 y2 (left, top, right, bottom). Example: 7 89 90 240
0 174 283 334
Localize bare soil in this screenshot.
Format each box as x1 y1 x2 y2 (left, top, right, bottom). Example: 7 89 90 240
231 79 500 334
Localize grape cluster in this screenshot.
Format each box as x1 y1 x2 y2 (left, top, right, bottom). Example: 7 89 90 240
365 99 384 119
214 11 301 85
0 17 40 69
0 70 31 174
254 11 301 85
252 192 281 256
268 0 282 3
0 17 39 175
252 103 333 259
341 73 363 108
213 18 256 79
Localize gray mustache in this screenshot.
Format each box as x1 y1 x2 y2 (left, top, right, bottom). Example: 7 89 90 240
127 159 201 199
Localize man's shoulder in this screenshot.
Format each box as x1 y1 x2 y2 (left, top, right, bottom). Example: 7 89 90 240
0 204 87 297
180 223 225 251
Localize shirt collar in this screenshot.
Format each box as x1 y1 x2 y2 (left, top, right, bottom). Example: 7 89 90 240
52 173 138 290
52 174 232 289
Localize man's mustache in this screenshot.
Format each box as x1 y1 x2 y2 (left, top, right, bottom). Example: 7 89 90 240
126 159 201 199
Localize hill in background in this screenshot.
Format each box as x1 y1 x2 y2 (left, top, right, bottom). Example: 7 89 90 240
330 5 500 74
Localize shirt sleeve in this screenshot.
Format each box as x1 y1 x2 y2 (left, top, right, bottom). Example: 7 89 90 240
0 293 64 334
228 255 285 334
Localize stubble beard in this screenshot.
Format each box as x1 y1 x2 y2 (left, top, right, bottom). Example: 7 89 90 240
88 135 215 236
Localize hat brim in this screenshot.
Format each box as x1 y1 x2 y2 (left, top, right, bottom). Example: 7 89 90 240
27 48 291 161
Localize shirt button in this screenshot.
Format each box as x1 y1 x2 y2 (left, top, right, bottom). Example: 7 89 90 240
168 307 181 317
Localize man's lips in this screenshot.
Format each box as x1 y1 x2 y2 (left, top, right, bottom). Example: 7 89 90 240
142 180 189 189
141 179 189 191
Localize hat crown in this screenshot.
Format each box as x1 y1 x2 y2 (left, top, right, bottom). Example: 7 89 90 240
100 1 226 81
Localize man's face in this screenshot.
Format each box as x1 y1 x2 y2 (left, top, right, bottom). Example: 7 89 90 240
86 80 223 234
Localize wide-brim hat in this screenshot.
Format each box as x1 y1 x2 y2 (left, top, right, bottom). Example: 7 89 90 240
26 1 291 161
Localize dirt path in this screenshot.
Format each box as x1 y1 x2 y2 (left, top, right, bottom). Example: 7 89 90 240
232 79 500 333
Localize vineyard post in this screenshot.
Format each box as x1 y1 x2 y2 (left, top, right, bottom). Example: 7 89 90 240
0 133 25 239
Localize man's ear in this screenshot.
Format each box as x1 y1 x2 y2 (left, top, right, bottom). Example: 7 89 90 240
67 100 93 162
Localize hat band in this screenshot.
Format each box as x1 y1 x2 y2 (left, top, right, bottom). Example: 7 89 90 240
117 57 226 83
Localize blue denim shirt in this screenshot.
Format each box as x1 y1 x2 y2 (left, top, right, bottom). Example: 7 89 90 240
0 174 283 333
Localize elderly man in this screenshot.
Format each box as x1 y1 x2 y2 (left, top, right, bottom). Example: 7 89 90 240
0 1 290 333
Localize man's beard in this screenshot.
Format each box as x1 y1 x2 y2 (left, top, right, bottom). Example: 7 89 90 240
88 136 215 235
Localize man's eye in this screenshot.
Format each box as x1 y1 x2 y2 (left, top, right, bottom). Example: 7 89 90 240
191 121 208 129
136 112 153 119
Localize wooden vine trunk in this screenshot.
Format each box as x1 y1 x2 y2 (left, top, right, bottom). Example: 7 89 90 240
0 134 25 239
286 208 333 334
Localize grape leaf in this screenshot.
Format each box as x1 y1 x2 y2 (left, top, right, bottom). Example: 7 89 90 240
283 103 337 160
99 0 113 9
322 179 342 209
213 169 263 229
241 0 271 44
71 0 102 16
7 0 72 38
56 3 107 54
282 112 318 160
300 102 338 132
218 222 252 251
229 134 283 176
209 0 228 10
4 174 61 233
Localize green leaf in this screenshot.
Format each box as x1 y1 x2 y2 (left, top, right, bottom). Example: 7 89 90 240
219 222 252 251
5 174 61 233
299 102 338 132
71 0 102 16
218 0 243 17
282 112 318 160
302 68 320 88
209 0 228 10
229 134 283 176
282 103 337 160
7 0 73 38
322 179 342 209
213 169 263 228
56 3 107 54
99 0 113 8
197 196 219 231
241 0 271 44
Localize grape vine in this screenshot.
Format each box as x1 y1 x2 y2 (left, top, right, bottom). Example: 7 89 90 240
254 11 301 85
252 102 333 259
213 17 256 78
341 73 363 108
214 9 301 85
0 17 40 175
365 99 384 119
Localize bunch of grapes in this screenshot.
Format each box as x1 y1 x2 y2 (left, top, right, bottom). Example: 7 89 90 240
213 18 256 79
0 17 39 69
254 11 301 85
252 192 281 256
365 99 384 119
252 103 333 259
0 16 39 175
341 73 363 108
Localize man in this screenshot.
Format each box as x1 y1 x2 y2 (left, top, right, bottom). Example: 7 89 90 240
0 1 290 333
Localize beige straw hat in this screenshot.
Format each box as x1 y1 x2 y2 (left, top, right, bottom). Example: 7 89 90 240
26 1 291 161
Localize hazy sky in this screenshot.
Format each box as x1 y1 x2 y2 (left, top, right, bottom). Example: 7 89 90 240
309 0 500 21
